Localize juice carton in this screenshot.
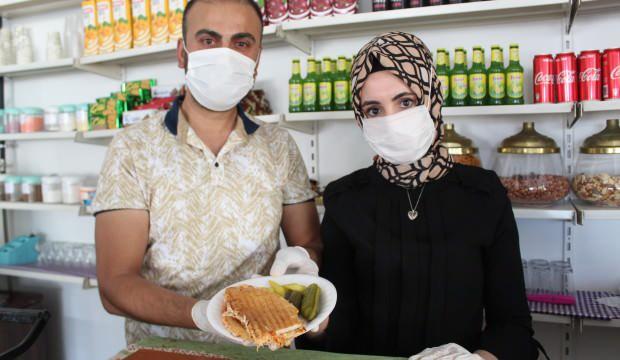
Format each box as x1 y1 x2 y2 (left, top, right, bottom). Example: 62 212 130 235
132 0 152 48
151 0 169 44
96 0 114 54
82 0 99 56
112 0 133 50
168 0 187 41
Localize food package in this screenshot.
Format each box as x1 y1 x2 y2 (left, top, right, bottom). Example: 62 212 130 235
89 98 107 130
82 1 99 56
150 0 169 44
333 0 357 15
123 109 158 127
131 0 152 47
288 0 310 20
112 0 132 50
96 0 114 53
167 0 186 41
266 0 288 25
310 0 333 17
122 79 157 105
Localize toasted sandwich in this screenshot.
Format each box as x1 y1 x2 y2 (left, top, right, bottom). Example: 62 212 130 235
222 285 306 350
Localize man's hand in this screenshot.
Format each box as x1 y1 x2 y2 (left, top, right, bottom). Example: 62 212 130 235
270 246 319 276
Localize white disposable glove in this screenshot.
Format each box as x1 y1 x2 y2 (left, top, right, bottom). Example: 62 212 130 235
269 246 319 277
409 343 484 360
191 300 215 333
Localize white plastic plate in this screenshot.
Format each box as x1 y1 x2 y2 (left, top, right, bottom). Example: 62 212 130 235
206 274 337 345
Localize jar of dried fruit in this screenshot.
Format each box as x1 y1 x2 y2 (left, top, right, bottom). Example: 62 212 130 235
442 123 482 167
494 122 569 205
573 119 620 207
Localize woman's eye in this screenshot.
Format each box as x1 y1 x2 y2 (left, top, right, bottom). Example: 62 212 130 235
365 107 381 117
400 98 415 108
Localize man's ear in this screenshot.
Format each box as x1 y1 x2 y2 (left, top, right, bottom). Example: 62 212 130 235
177 38 187 71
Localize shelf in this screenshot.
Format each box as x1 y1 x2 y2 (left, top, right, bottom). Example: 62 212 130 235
0 263 97 288
0 131 76 141
442 103 573 117
0 202 81 212
79 43 178 67
572 200 620 225
581 100 620 113
513 203 575 221
0 0 81 18
74 129 120 146
0 58 74 78
532 313 572 325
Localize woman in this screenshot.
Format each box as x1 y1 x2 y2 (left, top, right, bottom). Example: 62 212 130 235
298 33 539 359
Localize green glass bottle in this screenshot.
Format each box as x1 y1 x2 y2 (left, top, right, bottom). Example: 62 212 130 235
289 59 303 113
505 44 525 105
334 56 350 111
468 46 487 106
436 49 451 106
450 47 468 107
487 46 506 106
319 57 334 112
302 58 318 112
347 56 353 110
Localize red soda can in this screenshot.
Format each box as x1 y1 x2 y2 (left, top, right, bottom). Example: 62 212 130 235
534 54 556 103
554 52 578 103
602 48 620 100
578 50 602 101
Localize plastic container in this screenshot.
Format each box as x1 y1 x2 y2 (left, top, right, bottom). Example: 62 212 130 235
442 123 482 167
20 107 44 133
494 122 569 205
59 104 77 132
5 108 21 133
44 106 61 132
76 103 90 132
4 176 22 202
61 176 83 204
21 176 43 203
0 235 41 265
42 175 62 203
572 119 620 207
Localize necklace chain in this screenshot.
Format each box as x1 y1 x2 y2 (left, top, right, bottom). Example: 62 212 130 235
406 184 426 221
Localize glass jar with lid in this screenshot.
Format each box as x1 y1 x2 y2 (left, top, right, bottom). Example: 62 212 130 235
572 119 620 207
76 103 90 132
20 107 44 133
4 176 22 202
59 104 77 132
5 108 21 133
442 123 482 167
494 122 569 205
21 176 43 202
44 106 61 132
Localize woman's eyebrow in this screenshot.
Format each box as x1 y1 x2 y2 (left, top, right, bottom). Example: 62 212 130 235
361 100 381 107
392 92 415 101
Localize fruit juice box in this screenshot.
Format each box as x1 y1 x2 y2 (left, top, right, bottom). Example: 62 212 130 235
96 0 114 54
132 0 152 48
151 0 169 44
112 0 133 50
82 0 99 56
168 0 187 41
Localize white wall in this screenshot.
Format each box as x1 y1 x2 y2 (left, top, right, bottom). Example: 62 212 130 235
1 2 619 359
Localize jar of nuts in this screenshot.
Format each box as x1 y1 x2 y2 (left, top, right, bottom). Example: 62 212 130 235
494 122 569 206
442 123 482 167
573 119 620 207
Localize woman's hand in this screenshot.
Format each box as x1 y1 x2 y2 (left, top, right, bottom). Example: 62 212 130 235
474 350 498 360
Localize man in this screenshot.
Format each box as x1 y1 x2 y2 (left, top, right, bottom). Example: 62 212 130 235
93 0 321 344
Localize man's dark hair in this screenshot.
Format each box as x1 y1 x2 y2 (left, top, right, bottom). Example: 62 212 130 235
182 0 264 43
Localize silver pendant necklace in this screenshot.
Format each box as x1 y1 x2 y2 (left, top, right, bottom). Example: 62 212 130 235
405 184 426 221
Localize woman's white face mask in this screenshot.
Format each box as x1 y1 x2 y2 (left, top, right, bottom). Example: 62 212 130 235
184 45 256 112
362 68 436 165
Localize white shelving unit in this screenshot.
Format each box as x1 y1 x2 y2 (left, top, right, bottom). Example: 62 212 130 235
581 100 620 113
0 58 75 78
0 131 76 141
0 265 96 287
0 202 81 212
0 0 81 18
573 200 620 224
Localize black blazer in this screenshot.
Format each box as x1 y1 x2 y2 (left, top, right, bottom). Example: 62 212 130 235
298 164 539 359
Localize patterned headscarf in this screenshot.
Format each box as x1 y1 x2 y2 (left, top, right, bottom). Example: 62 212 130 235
351 32 453 189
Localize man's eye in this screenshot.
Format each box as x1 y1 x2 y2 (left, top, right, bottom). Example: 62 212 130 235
202 38 214 46
236 41 249 48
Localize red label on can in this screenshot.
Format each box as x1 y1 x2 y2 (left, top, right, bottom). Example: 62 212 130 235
554 52 577 103
578 50 602 101
534 55 556 103
603 48 620 100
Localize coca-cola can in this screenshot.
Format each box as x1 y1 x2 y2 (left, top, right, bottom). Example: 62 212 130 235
554 52 578 103
603 48 620 100
578 50 602 101
534 54 556 103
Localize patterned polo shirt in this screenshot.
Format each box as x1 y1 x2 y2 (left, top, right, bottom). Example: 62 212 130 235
93 98 315 344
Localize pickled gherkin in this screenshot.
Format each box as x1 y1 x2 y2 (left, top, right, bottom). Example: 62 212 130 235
284 290 304 311
301 283 321 321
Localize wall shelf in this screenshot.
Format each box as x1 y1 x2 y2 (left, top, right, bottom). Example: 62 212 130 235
0 58 75 78
0 263 97 288
573 200 620 225
0 0 80 18
581 100 620 113
0 202 80 212
0 131 76 141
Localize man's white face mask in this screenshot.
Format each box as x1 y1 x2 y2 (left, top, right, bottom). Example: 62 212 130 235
362 68 436 165
184 45 256 111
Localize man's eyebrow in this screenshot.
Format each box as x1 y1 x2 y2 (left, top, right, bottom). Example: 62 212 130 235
231 32 257 43
195 29 222 39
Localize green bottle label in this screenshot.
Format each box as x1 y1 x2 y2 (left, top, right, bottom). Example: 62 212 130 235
334 80 349 105
469 74 486 100
473 50 483 64
303 83 317 106
319 82 333 106
289 84 302 106
451 74 468 100
510 47 519 62
438 75 450 99
506 72 524 98
489 73 505 99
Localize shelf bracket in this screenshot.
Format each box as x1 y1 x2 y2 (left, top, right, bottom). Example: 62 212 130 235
74 62 122 80
74 132 112 146
82 277 97 290
566 0 581 34
567 102 582 129
275 27 312 55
